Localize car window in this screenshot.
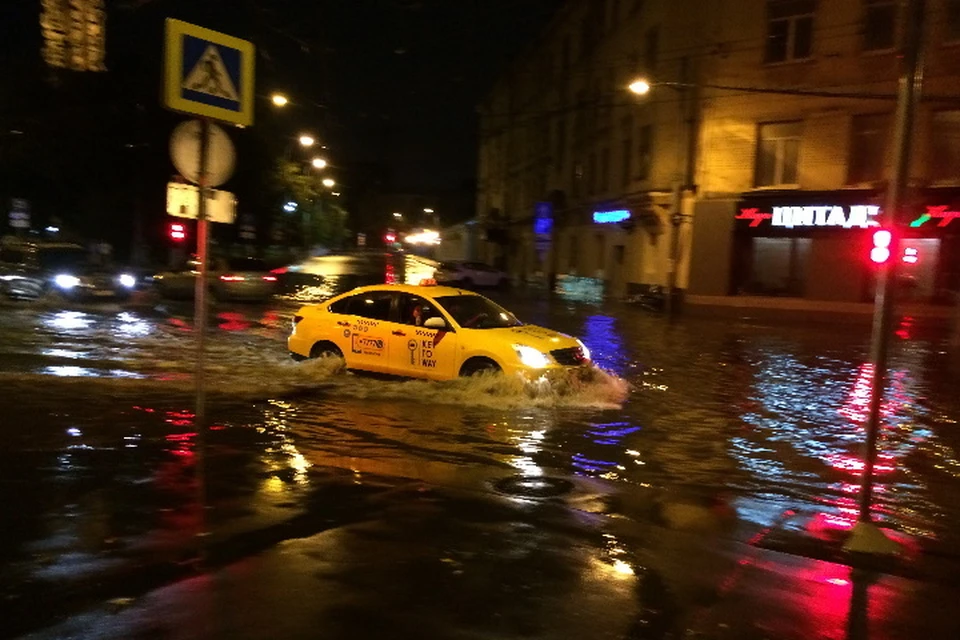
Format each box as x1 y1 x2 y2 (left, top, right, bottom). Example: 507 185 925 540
37 247 87 270
329 292 394 321
434 294 521 329
397 293 445 327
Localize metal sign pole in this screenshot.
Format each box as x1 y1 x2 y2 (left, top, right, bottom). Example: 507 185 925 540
845 0 925 555
194 118 210 544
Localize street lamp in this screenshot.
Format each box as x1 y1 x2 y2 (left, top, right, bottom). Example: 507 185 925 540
299 134 316 147
271 93 289 107
628 79 651 95
322 178 335 188
311 157 327 169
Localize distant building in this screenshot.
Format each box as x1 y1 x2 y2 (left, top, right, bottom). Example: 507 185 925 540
40 0 107 72
478 0 960 306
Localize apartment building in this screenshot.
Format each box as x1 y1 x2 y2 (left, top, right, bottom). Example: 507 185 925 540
477 0 960 304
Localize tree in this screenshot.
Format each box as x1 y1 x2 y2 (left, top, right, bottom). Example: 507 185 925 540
272 159 349 252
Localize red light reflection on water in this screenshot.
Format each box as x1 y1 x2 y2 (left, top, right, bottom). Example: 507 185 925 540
828 454 897 475
217 312 251 332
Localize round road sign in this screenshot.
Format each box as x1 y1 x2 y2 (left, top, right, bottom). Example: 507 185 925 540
170 120 236 187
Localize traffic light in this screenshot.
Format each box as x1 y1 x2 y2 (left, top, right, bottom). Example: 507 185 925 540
169 222 187 242
870 229 892 264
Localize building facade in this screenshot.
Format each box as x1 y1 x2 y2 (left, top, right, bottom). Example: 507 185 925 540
477 0 960 304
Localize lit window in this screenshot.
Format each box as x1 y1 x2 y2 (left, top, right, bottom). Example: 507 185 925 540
756 122 802 187
931 110 960 183
848 113 890 184
765 0 815 63
863 0 897 51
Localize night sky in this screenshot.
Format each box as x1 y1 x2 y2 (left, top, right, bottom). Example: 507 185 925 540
2 0 562 191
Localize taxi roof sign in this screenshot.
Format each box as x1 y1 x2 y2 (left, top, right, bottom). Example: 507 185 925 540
163 19 255 127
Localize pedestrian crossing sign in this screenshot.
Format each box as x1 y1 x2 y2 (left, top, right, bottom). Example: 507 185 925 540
163 19 255 126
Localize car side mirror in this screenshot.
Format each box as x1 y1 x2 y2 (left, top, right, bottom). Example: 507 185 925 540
423 317 447 329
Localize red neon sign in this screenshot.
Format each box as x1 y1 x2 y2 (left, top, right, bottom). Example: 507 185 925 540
735 208 773 227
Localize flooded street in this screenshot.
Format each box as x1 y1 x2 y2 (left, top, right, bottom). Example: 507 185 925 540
2 292 960 636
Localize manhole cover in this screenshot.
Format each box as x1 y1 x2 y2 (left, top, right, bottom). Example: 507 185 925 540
493 475 574 499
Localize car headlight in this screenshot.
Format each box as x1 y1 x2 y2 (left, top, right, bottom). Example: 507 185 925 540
54 274 81 289
513 344 550 368
577 339 591 361
118 274 136 288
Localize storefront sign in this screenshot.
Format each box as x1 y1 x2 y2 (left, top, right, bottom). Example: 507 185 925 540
534 202 553 235
737 205 880 229
593 209 631 224
909 205 960 228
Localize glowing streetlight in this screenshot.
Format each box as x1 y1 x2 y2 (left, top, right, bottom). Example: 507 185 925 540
628 79 651 95
271 93 289 107
423 207 434 213
322 178 335 188
299 134 316 147
311 157 327 169
393 212 403 219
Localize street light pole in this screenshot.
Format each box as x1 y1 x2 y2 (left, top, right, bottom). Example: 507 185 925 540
844 0 926 556
665 56 693 323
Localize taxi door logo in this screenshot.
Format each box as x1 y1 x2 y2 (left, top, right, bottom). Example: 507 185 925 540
351 334 384 356
407 336 437 368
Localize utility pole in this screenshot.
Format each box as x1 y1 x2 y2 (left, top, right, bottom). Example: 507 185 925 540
844 0 926 555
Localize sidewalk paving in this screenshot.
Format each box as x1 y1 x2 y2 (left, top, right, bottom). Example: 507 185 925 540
14 479 960 640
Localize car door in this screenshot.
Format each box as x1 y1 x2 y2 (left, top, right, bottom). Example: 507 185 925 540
389 293 458 380
340 290 394 373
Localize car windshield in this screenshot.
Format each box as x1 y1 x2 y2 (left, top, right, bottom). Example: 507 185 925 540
37 247 88 271
434 294 522 329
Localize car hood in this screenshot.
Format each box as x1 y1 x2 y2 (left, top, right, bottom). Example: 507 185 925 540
481 324 581 352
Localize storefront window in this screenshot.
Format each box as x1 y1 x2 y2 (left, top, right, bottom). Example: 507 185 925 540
743 237 810 296
756 122 802 187
931 111 960 184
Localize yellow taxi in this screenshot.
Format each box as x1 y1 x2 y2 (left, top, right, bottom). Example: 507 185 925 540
288 281 592 380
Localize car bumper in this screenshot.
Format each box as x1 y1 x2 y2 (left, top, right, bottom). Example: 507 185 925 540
288 332 312 358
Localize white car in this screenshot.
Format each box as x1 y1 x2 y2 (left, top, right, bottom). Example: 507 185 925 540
434 261 509 289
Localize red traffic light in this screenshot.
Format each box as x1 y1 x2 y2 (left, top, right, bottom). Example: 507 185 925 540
170 222 187 241
870 229 892 264
384 232 397 244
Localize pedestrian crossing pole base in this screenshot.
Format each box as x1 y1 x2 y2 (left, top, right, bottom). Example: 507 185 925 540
843 521 901 556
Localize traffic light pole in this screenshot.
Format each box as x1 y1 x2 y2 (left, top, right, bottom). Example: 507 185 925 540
845 0 925 555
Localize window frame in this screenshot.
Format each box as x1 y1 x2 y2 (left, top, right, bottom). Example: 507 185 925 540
328 291 397 322
847 112 891 185
862 0 898 52
755 121 803 188
764 0 816 64
929 109 960 184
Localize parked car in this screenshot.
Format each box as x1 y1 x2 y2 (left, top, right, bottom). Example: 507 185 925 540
0 236 137 301
434 261 509 289
153 256 278 302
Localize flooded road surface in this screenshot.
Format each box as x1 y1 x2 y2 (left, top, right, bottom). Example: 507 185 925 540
2 292 960 628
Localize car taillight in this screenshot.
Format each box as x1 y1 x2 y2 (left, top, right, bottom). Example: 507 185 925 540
262 275 278 282
292 315 303 330
220 274 245 282
270 267 288 274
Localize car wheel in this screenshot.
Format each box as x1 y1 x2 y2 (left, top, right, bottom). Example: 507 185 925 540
459 357 501 377
310 342 344 360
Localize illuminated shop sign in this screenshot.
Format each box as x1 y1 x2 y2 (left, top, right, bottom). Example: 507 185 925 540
909 205 960 228
593 209 631 224
736 205 880 229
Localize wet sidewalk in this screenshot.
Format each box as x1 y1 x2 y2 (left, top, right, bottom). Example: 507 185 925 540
14 480 960 640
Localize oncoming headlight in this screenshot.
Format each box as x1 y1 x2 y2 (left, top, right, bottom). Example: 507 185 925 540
118 274 136 288
513 344 550 369
54 274 80 289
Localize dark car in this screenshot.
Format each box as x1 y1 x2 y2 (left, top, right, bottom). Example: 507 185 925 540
0 237 138 301
154 256 278 302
